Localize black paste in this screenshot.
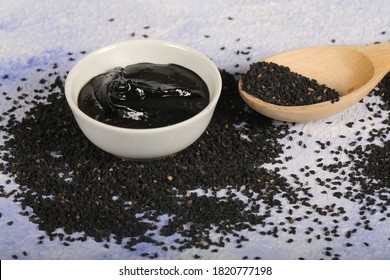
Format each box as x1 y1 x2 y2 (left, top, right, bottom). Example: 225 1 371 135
77 63 210 128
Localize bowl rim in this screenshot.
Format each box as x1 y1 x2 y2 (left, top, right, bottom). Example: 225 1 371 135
64 39 222 134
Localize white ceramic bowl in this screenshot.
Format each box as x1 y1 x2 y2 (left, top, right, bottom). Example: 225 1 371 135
65 39 222 159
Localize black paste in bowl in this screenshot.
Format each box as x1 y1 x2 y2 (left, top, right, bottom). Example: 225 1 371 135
77 63 210 129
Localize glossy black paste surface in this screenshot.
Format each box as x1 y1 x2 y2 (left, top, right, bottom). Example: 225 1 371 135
78 63 210 128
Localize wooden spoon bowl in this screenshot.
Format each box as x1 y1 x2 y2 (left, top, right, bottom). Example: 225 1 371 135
239 42 390 122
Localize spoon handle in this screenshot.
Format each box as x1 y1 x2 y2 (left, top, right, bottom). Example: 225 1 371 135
353 42 390 73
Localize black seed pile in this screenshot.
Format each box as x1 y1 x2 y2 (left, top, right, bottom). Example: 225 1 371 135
0 62 294 257
1 47 389 259
241 61 340 106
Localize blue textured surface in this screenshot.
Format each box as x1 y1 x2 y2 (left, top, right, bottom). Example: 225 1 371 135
0 0 389 260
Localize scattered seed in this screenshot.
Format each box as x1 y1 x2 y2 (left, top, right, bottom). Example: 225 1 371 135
1 48 389 261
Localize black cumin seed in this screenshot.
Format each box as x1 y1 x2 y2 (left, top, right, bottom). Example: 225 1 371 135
242 61 340 106
2 68 291 256
2 63 389 259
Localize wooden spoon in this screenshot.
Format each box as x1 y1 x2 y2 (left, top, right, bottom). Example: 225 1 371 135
238 42 390 122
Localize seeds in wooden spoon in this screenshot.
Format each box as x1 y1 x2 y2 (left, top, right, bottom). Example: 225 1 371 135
241 61 340 106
